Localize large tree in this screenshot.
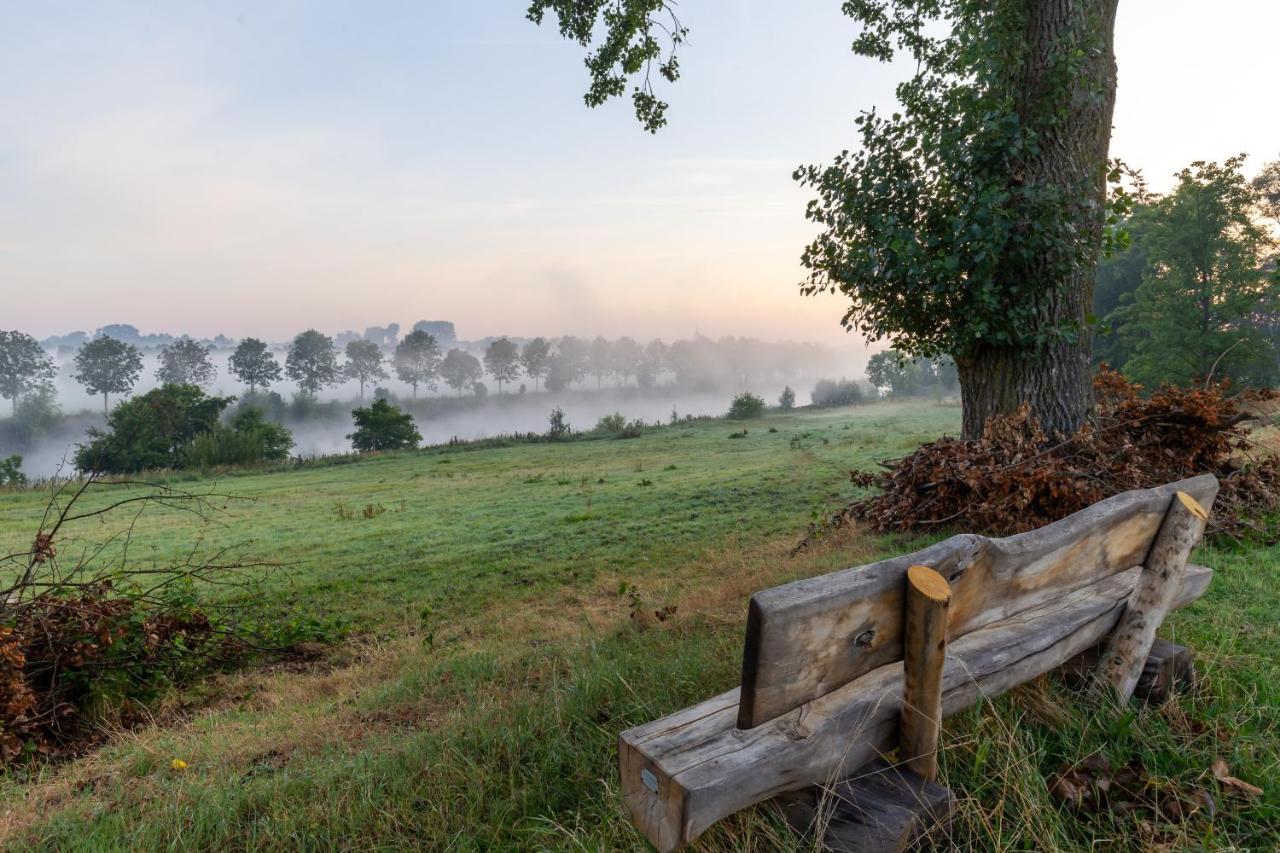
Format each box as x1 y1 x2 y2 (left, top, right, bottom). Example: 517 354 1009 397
228 337 283 395
73 336 143 414
529 0 1123 438
285 330 341 396
439 348 483 396
1106 157 1279 387
343 339 389 400
0 330 56 415
520 337 552 390
155 337 216 387
483 337 521 393
393 330 441 398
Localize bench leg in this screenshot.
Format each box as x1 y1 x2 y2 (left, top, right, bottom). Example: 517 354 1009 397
1058 638 1196 703
779 757 955 853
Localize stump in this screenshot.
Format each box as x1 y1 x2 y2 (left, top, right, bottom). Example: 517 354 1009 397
780 757 955 853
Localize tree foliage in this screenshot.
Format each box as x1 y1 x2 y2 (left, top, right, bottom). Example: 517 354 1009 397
726 392 766 420
1105 157 1279 387
348 398 421 452
74 384 233 474
155 337 216 388
439 348 483 396
393 330 441 398
484 337 521 393
72 336 143 413
343 340 388 399
0 330 56 415
526 0 687 132
228 337 283 394
285 330 341 396
520 337 552 390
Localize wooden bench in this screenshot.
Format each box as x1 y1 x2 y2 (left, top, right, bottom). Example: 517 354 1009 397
618 474 1218 851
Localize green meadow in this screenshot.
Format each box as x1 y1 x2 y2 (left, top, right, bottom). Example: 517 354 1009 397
0 401 1275 850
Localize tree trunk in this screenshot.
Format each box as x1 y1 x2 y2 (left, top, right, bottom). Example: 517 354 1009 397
103 392 109 416
956 0 1118 440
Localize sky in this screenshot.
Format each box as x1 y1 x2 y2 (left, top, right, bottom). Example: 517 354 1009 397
2 0 1277 347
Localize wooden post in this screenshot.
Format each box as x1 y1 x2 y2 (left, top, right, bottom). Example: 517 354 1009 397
900 565 950 781
1095 491 1208 703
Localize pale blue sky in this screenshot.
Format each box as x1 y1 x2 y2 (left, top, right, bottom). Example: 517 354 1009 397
3 1 1276 345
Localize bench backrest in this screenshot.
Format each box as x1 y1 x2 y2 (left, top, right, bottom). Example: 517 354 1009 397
736 473 1219 728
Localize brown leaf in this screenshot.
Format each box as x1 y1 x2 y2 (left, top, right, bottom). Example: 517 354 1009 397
1211 758 1263 798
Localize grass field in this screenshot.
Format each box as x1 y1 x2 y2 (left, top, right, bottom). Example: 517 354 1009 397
0 401 1276 850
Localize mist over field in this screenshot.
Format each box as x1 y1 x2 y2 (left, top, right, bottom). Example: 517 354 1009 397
15 334 870 479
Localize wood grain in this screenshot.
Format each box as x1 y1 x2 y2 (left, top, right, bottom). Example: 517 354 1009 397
736 474 1218 728
900 566 949 780
620 563 1213 850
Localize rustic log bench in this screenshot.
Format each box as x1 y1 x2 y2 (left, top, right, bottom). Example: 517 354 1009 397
618 474 1218 851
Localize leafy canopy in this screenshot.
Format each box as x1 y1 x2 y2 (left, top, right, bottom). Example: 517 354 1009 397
155 337 216 387
73 336 143 400
0 330 56 412
1106 156 1279 387
348 398 422 452
228 338 283 392
286 330 341 395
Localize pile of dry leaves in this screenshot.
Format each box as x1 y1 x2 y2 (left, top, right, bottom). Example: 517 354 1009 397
830 368 1280 540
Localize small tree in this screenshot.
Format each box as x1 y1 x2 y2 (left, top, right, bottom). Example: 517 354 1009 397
439 349 483 396
348 398 422 452
520 337 552 390
393 330 441 398
155 337 216 388
228 337 282 395
778 386 796 410
588 336 613 389
556 336 589 387
0 455 25 486
343 339 388 400
611 336 643 386
285 330 340 397
0 330 56 416
484 337 521 393
547 406 570 439
73 336 143 414
727 392 766 420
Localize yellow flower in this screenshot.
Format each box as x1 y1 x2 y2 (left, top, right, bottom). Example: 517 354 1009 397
171 758 188 771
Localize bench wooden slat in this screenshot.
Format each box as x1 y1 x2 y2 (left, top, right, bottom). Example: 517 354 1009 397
619 562 1214 851
737 473 1219 728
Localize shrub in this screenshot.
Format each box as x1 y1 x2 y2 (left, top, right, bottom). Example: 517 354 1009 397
74 384 233 474
182 408 294 469
547 407 571 440
0 455 25 486
727 392 766 420
778 386 796 410
595 412 627 433
348 399 422 452
811 378 864 408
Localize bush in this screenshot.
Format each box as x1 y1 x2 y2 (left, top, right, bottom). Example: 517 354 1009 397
595 412 627 433
348 399 422 452
547 407 571 440
778 386 796 410
811 378 864 408
0 455 25 486
727 392 766 420
182 408 295 469
74 384 234 474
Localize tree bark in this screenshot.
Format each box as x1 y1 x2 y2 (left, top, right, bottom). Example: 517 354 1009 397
956 0 1119 439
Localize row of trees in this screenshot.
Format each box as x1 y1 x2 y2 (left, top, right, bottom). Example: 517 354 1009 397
1 328 833 419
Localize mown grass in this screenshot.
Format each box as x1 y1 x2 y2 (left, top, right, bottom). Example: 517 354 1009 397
1 401 1276 851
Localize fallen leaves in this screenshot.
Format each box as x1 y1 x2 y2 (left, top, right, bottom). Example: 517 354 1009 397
1211 757 1263 798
